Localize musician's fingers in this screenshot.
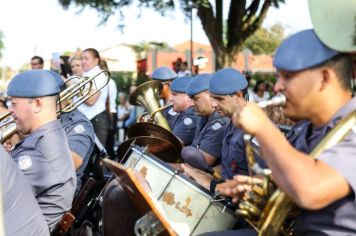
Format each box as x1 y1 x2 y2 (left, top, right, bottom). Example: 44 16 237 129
234 175 263 185
216 180 238 197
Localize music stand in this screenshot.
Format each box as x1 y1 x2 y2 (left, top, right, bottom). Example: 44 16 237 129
102 158 177 236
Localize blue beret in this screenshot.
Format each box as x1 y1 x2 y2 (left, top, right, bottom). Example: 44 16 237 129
209 68 248 95
186 73 212 97
170 76 192 93
273 29 339 71
7 70 64 98
151 66 177 81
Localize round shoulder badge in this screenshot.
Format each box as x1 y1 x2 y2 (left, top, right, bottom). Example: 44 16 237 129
168 108 177 116
183 117 193 126
74 124 86 134
212 122 222 131
18 155 32 170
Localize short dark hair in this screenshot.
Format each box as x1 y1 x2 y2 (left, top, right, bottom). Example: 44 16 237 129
315 53 353 91
31 56 44 65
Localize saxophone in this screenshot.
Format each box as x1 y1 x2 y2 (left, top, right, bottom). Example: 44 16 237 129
237 95 356 236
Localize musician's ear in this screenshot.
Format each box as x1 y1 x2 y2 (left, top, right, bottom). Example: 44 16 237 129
234 91 244 99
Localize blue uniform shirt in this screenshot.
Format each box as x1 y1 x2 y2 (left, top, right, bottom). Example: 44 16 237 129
220 122 249 179
10 120 76 231
1 146 49 236
60 109 95 195
163 106 180 130
290 96 356 235
172 107 200 146
192 111 229 159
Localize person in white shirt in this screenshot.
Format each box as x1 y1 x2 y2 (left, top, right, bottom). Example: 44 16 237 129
250 80 270 102
99 59 118 158
79 48 110 146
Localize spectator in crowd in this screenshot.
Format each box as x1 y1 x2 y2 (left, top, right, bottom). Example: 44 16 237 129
30 56 44 69
177 61 192 77
99 59 118 158
251 80 270 102
117 92 131 143
70 56 84 77
79 48 110 147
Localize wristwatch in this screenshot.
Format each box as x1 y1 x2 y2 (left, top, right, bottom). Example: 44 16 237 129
210 178 225 196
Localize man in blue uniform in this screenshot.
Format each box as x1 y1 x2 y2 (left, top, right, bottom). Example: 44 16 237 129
151 66 179 129
7 70 76 232
1 145 49 236
182 68 252 191
223 29 356 235
59 108 95 196
169 76 200 146
181 73 229 170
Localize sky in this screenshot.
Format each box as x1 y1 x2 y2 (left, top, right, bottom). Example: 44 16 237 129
0 0 313 69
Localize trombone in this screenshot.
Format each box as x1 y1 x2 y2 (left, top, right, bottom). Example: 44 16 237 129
0 70 110 144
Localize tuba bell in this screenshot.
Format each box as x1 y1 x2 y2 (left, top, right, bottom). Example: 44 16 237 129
129 80 171 131
237 94 356 235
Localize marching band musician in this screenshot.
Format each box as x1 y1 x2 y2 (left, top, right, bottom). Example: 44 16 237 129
220 29 356 235
181 73 229 169
182 68 258 190
7 70 76 232
59 103 95 196
151 66 179 128
0 145 49 236
168 75 200 146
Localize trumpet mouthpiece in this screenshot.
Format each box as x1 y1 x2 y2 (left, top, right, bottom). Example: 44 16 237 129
258 93 286 108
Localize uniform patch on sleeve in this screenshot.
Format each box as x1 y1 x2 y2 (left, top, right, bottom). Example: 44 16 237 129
211 122 222 130
183 117 193 125
168 108 177 116
18 155 32 170
74 124 85 134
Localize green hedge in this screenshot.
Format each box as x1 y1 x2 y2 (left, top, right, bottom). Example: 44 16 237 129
252 72 277 84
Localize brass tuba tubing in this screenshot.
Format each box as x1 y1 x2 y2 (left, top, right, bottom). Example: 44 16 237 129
129 80 171 131
239 93 290 235
58 70 110 114
0 70 110 144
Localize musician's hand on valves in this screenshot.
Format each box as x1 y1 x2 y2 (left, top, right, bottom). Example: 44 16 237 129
181 163 213 190
232 102 269 136
217 175 263 203
3 139 13 152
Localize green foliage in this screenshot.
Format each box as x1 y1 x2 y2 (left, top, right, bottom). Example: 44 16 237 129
252 72 277 84
110 71 136 95
0 31 4 59
136 72 150 86
58 0 285 68
129 41 169 59
244 24 285 55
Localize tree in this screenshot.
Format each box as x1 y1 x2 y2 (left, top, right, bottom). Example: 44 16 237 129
244 23 285 55
129 41 169 60
0 31 4 59
58 0 284 69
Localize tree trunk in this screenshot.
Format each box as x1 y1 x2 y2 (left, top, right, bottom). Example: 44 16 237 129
214 47 241 70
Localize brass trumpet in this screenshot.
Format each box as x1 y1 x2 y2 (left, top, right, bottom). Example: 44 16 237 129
0 70 110 143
